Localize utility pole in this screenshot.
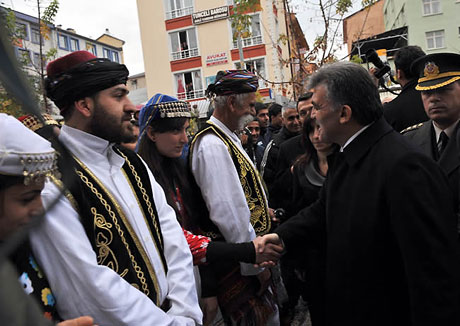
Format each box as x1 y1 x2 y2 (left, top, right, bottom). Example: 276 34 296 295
283 0 296 100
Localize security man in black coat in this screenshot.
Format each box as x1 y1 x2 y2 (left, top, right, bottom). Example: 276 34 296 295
403 52 460 234
383 46 429 131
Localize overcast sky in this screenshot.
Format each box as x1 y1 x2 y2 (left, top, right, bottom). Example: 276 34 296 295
6 0 362 76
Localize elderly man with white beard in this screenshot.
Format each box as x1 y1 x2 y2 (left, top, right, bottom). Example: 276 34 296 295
190 70 279 326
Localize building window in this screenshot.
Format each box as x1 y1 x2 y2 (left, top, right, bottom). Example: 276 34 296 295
70 38 80 51
16 22 28 40
165 0 193 20
422 0 441 15
103 48 120 63
31 52 46 68
426 30 445 49
58 34 69 50
232 14 263 48
174 70 204 100
16 48 31 66
170 28 198 61
86 43 97 56
31 28 41 44
235 58 266 88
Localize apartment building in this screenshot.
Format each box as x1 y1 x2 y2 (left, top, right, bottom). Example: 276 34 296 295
384 0 460 54
136 0 306 105
7 8 124 76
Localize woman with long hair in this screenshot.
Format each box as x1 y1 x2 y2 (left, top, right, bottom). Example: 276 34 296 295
285 115 338 326
136 94 282 325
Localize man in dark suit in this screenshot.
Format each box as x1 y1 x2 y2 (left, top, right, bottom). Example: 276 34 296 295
403 52 460 233
259 61 460 326
383 46 428 131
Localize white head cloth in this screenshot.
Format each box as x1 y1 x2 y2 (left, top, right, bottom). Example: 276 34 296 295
0 113 58 184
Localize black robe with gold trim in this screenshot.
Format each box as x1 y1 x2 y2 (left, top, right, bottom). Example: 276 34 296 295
53 143 167 307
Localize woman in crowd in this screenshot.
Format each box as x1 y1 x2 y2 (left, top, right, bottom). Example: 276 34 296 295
0 113 94 326
289 116 338 216
136 94 282 325
285 115 338 326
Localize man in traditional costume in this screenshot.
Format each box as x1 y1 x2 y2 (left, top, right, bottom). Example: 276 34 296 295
190 70 279 325
29 51 202 325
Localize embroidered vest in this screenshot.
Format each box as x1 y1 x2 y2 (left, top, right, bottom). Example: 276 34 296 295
190 121 271 237
52 144 167 306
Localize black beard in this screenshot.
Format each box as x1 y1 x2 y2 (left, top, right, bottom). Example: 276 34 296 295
89 101 135 143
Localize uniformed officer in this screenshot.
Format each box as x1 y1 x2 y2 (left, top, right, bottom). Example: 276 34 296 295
402 52 460 233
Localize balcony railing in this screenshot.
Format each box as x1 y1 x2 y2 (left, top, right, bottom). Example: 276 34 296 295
232 35 263 48
177 89 205 100
166 6 194 20
171 47 199 61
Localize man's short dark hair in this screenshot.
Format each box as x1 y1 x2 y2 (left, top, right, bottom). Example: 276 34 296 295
255 102 268 115
394 46 426 80
267 103 282 119
308 61 383 126
297 92 313 103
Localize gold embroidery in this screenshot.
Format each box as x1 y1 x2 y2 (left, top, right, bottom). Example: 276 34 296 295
91 207 119 272
115 148 163 248
120 169 167 274
193 123 271 236
73 158 160 305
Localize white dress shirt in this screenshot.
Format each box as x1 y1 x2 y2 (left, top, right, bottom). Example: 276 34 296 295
30 125 202 326
191 116 264 275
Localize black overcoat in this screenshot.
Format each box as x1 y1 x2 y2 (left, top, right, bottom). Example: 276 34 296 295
383 79 429 132
275 118 460 326
404 121 460 204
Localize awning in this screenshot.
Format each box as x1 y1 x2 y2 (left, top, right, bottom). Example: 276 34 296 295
350 26 408 61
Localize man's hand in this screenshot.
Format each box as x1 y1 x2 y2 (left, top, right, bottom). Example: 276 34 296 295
201 296 219 326
57 316 95 326
253 233 284 267
252 236 283 266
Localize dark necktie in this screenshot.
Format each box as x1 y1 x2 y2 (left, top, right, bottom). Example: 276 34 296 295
437 131 449 156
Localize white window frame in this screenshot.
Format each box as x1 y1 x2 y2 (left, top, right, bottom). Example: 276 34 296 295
169 27 199 61
70 38 80 51
231 13 263 49
103 48 120 63
234 56 267 89
173 69 205 100
164 0 194 20
425 30 445 50
422 0 441 16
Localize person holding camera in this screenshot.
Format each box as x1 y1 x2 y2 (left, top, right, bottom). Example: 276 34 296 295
382 46 429 132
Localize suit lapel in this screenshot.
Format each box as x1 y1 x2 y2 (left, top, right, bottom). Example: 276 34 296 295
438 122 460 176
410 123 435 159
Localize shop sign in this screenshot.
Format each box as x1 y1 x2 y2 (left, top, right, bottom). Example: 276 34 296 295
192 6 229 25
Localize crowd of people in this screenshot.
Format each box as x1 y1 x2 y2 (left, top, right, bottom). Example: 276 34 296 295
1 45 460 326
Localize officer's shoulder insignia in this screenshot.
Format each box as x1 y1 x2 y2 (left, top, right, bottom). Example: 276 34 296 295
401 122 424 134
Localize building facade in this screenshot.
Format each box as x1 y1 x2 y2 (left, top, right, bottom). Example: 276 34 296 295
136 0 305 105
343 0 386 55
7 8 124 76
384 0 460 54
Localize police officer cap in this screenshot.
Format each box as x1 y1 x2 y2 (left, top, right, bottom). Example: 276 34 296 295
411 52 460 91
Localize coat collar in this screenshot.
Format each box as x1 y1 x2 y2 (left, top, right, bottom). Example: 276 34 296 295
342 117 393 167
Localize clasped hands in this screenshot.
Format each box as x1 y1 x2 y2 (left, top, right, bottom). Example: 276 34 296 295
252 233 284 267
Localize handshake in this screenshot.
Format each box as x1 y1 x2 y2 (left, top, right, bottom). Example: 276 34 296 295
252 233 284 267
